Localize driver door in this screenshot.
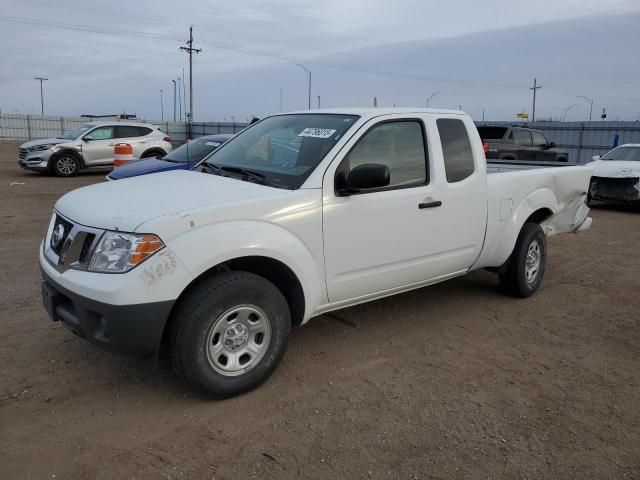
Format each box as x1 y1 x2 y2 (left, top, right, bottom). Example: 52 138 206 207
82 126 116 165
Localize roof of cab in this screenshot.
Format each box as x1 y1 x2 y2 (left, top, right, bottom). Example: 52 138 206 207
282 107 467 119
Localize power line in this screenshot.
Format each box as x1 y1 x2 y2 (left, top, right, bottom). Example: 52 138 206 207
2 14 638 106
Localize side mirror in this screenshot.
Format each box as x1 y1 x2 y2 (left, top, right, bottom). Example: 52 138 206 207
83 136 93 142
548 142 556 148
592 155 601 161
341 163 390 194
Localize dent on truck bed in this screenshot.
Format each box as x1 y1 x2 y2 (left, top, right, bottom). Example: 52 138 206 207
541 190 590 236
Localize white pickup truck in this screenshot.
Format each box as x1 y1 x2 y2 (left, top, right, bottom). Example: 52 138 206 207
40 108 592 397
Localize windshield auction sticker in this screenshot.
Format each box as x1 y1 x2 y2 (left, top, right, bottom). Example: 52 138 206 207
298 128 337 139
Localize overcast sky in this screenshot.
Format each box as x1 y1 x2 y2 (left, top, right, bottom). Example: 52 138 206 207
1 0 639 122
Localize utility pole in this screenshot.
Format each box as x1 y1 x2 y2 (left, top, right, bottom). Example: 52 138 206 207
373 97 378 107
171 80 176 121
482 108 485 122
179 26 202 136
181 69 186 120
530 78 542 123
160 89 164 121
34 77 48 115
317 95 321 108
578 95 594 121
296 64 311 109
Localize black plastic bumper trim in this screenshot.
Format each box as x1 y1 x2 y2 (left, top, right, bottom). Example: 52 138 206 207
41 269 174 358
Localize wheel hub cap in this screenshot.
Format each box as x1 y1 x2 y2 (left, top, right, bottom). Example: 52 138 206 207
224 323 249 351
525 240 541 284
205 305 272 376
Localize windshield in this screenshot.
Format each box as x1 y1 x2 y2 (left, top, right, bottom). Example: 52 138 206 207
601 146 640 161
202 114 359 189
61 124 93 140
164 136 227 163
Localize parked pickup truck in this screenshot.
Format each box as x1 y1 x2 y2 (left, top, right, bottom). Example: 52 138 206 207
40 108 592 398
478 125 569 162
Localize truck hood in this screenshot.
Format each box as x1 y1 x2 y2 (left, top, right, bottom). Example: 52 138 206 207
55 170 287 232
591 160 640 179
20 137 68 149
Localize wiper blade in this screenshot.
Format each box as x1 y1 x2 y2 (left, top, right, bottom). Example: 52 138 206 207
210 164 267 184
219 165 266 181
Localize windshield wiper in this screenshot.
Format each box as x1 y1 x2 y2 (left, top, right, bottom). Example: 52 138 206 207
206 163 268 185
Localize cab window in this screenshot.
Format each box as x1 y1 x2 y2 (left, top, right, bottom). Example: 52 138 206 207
343 120 428 191
532 131 547 147
85 126 115 140
437 118 475 183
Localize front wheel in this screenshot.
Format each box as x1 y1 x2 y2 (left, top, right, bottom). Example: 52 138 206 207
169 271 291 398
52 153 80 177
499 222 547 297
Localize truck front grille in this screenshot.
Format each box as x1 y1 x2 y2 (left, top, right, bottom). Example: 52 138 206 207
19 148 28 160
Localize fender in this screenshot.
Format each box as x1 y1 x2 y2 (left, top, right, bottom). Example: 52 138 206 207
473 187 558 269
166 220 327 322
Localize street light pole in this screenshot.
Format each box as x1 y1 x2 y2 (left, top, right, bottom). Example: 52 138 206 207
177 77 182 121
171 80 176 121
296 64 311 110
563 103 578 122
317 95 321 108
426 91 440 108
34 77 48 115
578 95 594 121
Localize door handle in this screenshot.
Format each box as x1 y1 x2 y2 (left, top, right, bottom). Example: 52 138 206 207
108 143 115 146
418 200 442 209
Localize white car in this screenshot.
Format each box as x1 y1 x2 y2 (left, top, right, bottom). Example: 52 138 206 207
18 122 173 177
39 108 592 397
588 144 640 204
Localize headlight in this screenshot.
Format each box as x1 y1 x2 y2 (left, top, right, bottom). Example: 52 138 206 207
88 231 164 273
28 144 57 152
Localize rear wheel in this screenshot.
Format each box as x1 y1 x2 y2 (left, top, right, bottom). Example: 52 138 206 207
499 222 547 297
169 271 291 398
52 153 80 177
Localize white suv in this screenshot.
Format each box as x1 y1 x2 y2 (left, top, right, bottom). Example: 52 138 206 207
18 122 173 177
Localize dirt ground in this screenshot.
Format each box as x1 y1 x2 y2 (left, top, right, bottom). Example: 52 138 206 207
0 140 638 480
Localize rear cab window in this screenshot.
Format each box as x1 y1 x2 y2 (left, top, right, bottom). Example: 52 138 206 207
437 118 475 183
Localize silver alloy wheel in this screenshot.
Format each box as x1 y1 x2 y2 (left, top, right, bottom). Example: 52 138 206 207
525 240 541 284
206 305 272 376
56 156 77 175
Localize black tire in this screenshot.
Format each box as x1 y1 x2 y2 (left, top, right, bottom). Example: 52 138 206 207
499 222 547 298
170 271 291 398
140 149 165 158
52 153 80 177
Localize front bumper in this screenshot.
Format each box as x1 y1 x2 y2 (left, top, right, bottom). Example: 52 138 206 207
18 149 55 171
41 268 174 358
590 176 640 203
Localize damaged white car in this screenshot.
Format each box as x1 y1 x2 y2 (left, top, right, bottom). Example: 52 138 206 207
589 144 640 205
